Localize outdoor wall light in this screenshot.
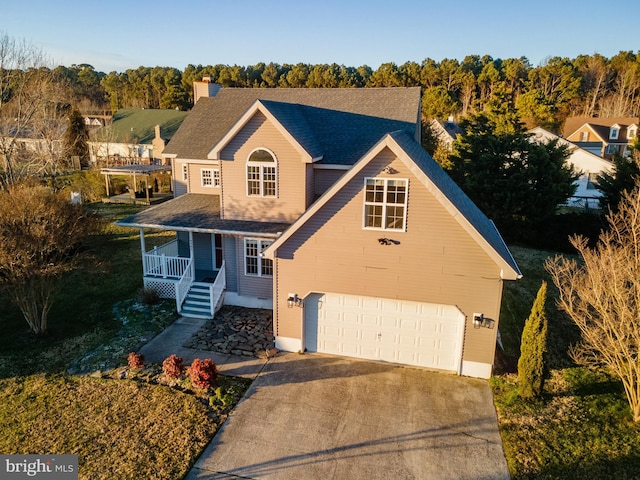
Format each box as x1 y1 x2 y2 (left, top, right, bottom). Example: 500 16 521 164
473 313 493 329
378 237 399 245
382 166 398 174
287 293 302 308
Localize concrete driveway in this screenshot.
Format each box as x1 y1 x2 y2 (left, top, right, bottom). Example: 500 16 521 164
185 352 510 480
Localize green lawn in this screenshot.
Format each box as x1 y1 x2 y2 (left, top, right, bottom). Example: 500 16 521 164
0 202 250 479
495 245 640 479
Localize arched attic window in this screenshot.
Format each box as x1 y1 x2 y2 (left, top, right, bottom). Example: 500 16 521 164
247 148 277 197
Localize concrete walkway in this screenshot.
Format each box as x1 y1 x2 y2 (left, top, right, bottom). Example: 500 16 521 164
138 316 268 379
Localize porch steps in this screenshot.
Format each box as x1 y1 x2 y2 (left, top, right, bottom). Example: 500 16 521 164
180 283 213 319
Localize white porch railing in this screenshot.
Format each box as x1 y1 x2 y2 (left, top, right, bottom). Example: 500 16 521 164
209 261 226 314
176 257 194 313
143 240 189 279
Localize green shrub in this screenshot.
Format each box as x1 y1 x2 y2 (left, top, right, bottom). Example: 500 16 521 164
518 281 549 399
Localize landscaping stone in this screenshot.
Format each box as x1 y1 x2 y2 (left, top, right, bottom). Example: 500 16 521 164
185 305 275 358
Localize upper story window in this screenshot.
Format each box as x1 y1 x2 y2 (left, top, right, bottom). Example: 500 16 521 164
580 131 589 142
628 126 637 140
363 177 408 231
610 126 620 140
201 168 220 188
244 238 273 276
247 148 277 197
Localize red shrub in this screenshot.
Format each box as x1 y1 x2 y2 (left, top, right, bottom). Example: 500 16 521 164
162 354 185 379
187 358 218 390
127 352 144 369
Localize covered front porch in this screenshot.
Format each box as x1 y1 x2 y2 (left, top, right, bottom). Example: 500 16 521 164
140 235 226 319
116 193 290 317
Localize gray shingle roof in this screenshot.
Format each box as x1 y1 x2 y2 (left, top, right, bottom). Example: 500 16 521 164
116 194 289 236
164 87 421 165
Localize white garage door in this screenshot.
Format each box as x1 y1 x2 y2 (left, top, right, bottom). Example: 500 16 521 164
304 293 465 373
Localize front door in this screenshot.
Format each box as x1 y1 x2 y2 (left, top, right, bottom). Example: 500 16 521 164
214 234 223 269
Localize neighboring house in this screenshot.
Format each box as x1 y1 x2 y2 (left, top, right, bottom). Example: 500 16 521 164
117 87 521 379
530 127 613 209
83 114 112 129
89 108 188 165
563 116 639 159
429 117 462 149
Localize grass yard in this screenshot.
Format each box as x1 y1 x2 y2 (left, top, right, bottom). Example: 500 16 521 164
0 202 251 479
0 373 250 479
495 244 640 479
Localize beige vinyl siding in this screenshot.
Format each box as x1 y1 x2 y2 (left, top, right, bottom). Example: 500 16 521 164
220 111 308 222
188 162 221 195
314 168 346 196
173 160 222 195
173 161 187 197
275 147 504 364
305 164 315 208
567 130 588 142
234 237 273 299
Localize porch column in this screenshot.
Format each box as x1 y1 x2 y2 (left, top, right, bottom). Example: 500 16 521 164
189 231 195 278
139 228 146 276
104 174 110 197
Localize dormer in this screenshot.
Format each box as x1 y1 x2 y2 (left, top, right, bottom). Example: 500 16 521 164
628 124 638 140
610 124 620 140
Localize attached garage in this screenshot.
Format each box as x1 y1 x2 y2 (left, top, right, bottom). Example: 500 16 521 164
304 293 466 373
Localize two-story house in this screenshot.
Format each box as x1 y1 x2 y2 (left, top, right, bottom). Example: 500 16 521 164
118 87 521 379
563 116 639 159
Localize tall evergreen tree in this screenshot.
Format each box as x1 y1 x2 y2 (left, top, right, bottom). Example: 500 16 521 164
447 104 577 236
63 108 89 168
518 281 549 399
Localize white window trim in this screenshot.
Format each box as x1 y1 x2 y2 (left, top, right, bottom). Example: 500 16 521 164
201 168 220 188
610 127 619 140
246 148 278 198
580 131 588 142
628 127 637 140
363 177 409 232
244 238 274 277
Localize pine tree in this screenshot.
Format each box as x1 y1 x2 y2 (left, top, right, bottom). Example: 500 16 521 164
518 281 549 399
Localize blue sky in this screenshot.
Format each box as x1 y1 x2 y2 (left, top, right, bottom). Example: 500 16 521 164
3 0 637 73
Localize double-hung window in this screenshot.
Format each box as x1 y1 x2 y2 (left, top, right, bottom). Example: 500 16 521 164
363 178 408 231
245 238 273 276
247 149 277 197
201 168 220 188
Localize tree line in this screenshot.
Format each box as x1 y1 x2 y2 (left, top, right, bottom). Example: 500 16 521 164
49 52 640 131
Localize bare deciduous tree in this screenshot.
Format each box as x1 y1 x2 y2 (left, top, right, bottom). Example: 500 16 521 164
0 185 100 334
546 187 640 421
0 31 55 188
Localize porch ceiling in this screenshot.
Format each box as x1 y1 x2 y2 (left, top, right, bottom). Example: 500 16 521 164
116 193 290 236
